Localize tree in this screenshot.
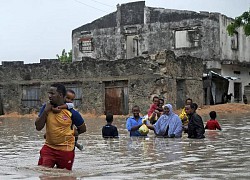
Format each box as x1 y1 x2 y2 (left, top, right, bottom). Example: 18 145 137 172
227 9 250 36
56 49 72 63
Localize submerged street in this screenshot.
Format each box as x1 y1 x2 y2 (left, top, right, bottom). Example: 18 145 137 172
0 112 249 179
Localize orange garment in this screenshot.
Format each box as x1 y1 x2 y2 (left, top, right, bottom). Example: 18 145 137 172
45 109 75 151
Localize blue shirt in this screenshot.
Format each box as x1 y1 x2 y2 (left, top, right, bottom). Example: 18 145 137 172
126 116 147 136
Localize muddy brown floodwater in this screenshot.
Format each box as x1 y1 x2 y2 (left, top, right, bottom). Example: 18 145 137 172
0 104 250 179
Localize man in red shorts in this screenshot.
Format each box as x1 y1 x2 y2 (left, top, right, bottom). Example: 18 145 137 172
35 83 86 170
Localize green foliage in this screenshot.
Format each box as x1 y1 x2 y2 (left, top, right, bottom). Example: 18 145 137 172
227 9 250 36
56 49 72 63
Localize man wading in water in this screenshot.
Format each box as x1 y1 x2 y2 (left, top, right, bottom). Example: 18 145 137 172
35 83 86 170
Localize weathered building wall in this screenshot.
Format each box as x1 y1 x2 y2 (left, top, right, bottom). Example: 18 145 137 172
218 15 250 101
0 51 203 115
72 1 221 62
72 1 250 104
219 15 250 62
143 9 221 60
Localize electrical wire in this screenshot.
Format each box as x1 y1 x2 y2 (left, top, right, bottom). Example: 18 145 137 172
89 0 113 8
73 0 109 13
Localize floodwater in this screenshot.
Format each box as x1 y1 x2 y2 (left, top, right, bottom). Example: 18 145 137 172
0 113 250 180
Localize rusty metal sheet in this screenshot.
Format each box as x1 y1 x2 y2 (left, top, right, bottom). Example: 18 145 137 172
105 87 122 115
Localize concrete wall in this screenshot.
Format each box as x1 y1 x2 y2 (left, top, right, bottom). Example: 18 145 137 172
221 64 250 102
0 51 203 115
72 1 221 62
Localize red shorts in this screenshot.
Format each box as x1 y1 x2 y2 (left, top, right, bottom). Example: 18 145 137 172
38 145 75 170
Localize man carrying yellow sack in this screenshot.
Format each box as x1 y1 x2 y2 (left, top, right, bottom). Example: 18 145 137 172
126 105 149 136
179 98 192 133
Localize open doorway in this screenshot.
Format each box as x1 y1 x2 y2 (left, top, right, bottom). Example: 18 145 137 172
126 35 139 59
176 79 186 109
234 82 242 102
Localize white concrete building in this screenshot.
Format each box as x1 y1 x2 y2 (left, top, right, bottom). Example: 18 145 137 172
207 15 250 103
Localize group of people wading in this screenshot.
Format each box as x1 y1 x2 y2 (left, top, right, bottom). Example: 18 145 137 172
126 96 216 139
35 84 221 171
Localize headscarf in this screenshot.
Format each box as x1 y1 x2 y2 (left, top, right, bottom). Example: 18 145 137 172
154 104 182 137
164 104 174 116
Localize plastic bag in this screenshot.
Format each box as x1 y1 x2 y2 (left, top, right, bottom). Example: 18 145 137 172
139 124 149 135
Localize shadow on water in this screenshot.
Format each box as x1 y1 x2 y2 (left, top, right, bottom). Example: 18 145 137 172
0 113 250 179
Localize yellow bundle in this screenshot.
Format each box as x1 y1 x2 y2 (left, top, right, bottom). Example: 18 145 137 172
139 124 149 135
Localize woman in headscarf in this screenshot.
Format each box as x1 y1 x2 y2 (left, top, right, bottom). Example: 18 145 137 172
147 104 183 138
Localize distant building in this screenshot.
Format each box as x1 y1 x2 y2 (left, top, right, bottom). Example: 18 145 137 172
72 1 250 104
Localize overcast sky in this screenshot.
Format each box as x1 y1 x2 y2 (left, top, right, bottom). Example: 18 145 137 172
1 0 249 64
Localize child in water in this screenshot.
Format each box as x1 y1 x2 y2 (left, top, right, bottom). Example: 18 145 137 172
102 112 119 138
205 111 222 130
45 89 83 150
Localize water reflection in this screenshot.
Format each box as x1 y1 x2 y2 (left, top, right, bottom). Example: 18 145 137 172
0 113 249 179
39 176 76 180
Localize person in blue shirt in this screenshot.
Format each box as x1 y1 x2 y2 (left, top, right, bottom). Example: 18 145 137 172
126 105 148 136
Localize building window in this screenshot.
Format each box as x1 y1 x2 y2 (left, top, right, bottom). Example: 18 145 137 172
80 31 91 35
126 35 139 59
64 83 82 108
125 27 138 34
234 71 240 74
175 29 200 48
78 37 93 52
21 85 41 108
231 32 238 50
